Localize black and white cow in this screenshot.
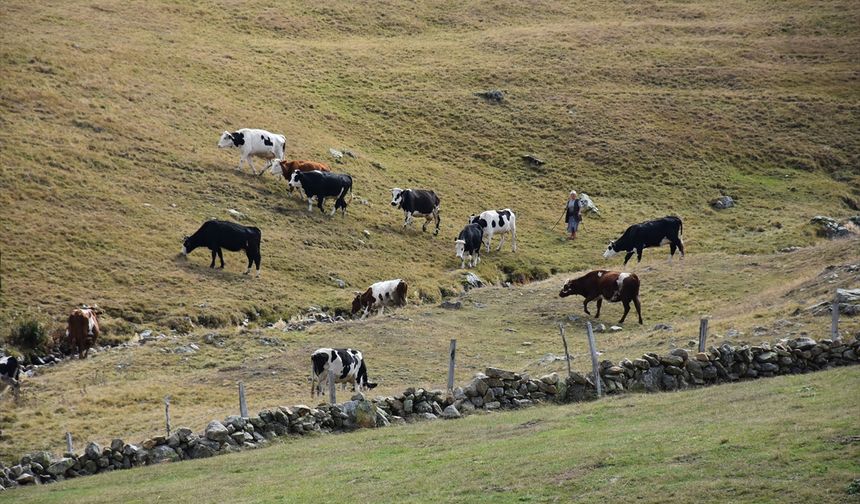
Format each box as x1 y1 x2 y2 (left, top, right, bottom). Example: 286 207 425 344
288 170 353 216
455 223 483 268
217 128 286 175
603 216 685 266
469 209 517 253
310 348 377 397
0 356 21 401
390 188 441 235
181 220 262 276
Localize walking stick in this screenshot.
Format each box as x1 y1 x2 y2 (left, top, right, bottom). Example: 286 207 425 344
551 209 566 231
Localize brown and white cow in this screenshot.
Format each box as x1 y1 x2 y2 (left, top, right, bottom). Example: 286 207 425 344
351 279 408 319
559 270 643 324
269 159 331 192
66 308 100 358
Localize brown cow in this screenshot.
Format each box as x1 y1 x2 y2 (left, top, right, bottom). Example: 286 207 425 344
559 270 642 324
269 160 330 190
66 308 100 358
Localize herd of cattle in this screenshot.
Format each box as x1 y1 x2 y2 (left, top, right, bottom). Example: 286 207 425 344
0 126 689 400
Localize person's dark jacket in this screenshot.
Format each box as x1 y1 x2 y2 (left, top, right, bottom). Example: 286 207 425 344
566 199 582 223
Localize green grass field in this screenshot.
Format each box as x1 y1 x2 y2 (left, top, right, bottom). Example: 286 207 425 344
4 367 859 503
1 0 859 499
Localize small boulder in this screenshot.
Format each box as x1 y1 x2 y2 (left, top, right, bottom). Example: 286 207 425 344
441 405 461 419
711 195 734 210
205 421 229 442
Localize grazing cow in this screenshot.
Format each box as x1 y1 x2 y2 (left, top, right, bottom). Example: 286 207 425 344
455 223 483 268
0 356 21 400
66 308 101 358
181 220 262 276
310 348 377 397
469 209 517 253
559 270 643 324
351 279 408 319
217 128 286 175
603 216 685 266
390 188 441 235
288 170 353 216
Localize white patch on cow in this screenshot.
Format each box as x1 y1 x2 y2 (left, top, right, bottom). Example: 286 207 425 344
617 272 630 289
181 246 187 256
597 271 603 277
603 246 618 258
390 188 403 207
659 238 670 246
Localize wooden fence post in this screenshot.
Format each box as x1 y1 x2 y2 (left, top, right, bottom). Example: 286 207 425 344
164 395 171 437
65 432 73 453
698 318 709 352
831 292 840 340
328 369 336 404
447 339 457 392
238 382 248 418
559 323 572 378
585 322 602 398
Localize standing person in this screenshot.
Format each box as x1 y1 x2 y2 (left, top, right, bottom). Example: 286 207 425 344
566 190 582 240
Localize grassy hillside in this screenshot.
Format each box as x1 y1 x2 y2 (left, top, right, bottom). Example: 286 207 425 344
5 367 859 503
1 237 857 462
1 0 859 332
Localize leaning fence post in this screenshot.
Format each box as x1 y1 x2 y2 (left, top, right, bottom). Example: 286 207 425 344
328 369 336 404
698 318 709 352
65 432 73 453
585 322 602 398
559 323 572 378
238 382 248 418
447 339 457 392
164 395 171 437
831 292 840 340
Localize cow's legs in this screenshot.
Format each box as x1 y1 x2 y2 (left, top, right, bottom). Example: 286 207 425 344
496 233 506 251
623 251 635 266
403 212 413 229
244 249 253 275
247 157 257 176
634 296 643 324
422 215 432 232
434 210 440 236
307 197 314 212
636 248 644 263
236 157 244 171
676 238 686 258
510 226 517 252
583 298 592 315
619 300 630 324
317 197 326 214
669 243 677 263
216 249 225 268
210 250 217 268
460 257 466 269
485 235 493 253
595 297 603 318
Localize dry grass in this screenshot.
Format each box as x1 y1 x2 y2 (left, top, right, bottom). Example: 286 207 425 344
0 0 858 475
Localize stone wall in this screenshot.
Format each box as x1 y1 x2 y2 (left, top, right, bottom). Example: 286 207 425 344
1 335 857 491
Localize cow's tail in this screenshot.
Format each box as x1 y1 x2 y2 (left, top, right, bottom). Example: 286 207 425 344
346 175 354 203
678 218 683 236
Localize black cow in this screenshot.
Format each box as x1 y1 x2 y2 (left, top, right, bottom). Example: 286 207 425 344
603 216 684 266
0 356 21 401
454 223 483 268
390 188 441 235
288 170 352 216
181 220 262 276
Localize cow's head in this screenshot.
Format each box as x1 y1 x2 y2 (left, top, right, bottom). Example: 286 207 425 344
181 234 195 256
559 278 583 298
603 241 618 258
288 170 303 189
217 131 234 148
390 188 404 207
351 291 364 315
268 159 284 177
454 239 466 259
